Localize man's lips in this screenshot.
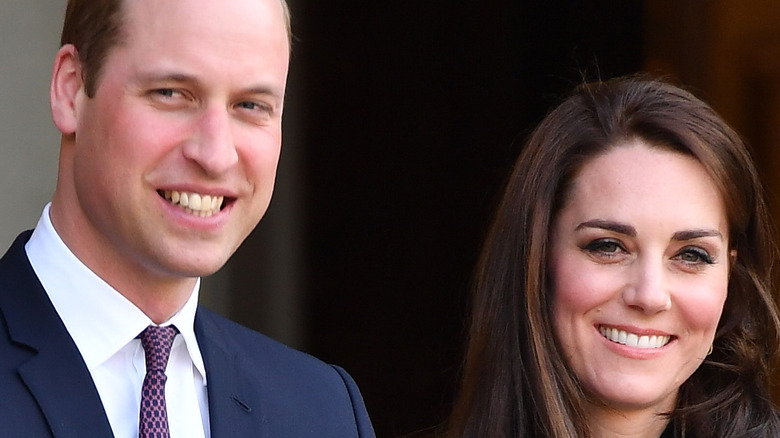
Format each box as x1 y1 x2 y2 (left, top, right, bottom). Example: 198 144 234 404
158 190 227 217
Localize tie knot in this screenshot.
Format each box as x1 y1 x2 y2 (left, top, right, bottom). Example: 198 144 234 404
139 325 178 372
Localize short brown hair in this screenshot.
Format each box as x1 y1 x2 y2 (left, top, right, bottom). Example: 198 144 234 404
60 0 292 98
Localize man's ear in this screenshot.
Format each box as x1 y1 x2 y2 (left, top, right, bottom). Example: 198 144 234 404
50 44 85 136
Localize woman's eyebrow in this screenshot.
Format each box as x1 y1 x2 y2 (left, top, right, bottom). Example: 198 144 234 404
575 220 636 237
672 229 723 241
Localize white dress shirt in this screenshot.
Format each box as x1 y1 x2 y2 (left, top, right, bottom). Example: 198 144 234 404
25 203 211 438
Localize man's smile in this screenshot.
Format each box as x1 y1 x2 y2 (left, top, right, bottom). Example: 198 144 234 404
159 190 226 217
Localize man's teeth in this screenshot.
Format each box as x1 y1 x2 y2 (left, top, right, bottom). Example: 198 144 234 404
162 190 224 217
599 326 671 349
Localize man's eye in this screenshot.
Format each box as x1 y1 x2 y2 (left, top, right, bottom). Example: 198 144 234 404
153 89 180 98
237 101 270 112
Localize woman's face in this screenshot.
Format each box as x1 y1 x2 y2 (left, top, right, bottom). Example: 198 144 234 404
549 140 730 415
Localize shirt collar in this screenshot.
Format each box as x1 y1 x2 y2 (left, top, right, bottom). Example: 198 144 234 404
25 203 207 383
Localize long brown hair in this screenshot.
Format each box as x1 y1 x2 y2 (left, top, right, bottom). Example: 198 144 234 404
446 76 780 437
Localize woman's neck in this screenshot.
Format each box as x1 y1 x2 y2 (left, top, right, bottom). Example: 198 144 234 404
586 404 671 438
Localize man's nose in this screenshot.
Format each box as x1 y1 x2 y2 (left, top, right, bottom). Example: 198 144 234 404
182 106 239 175
621 257 672 314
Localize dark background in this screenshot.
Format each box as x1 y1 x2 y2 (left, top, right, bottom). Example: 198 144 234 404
275 1 642 436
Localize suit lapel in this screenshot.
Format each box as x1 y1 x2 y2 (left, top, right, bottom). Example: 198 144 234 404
0 231 114 438
195 309 264 438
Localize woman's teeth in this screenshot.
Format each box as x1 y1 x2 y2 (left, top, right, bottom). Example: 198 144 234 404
162 190 224 217
599 326 671 349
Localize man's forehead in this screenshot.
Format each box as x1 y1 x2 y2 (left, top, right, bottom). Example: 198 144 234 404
119 0 290 37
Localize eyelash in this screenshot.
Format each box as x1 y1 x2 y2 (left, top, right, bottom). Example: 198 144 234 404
150 89 272 116
238 101 269 111
581 239 715 265
582 239 624 256
675 247 715 265
152 88 182 98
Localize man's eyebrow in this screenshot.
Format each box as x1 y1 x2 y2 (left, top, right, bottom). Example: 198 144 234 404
672 229 723 241
136 71 196 84
575 220 636 237
244 85 282 97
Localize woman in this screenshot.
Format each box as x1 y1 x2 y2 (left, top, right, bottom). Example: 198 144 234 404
446 76 780 437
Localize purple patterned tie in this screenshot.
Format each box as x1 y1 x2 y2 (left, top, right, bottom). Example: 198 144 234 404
138 325 178 438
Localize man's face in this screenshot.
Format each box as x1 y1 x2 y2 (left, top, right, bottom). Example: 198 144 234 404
54 0 290 283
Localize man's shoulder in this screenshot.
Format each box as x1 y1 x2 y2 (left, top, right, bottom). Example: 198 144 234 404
0 230 34 276
194 305 376 438
194 305 339 377
194 306 295 351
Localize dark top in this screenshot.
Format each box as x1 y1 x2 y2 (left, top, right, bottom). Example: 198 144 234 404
0 230 376 437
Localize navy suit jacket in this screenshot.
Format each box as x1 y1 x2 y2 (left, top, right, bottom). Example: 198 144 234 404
0 231 375 437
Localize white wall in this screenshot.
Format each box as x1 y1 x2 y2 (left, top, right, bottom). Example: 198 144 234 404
0 1 65 249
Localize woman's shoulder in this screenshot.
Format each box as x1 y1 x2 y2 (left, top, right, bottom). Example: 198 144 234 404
661 402 780 438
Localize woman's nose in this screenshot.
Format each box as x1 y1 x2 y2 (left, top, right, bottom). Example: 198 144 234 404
621 258 672 314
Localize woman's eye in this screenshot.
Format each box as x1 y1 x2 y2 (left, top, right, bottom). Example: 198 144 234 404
583 239 623 256
676 247 715 265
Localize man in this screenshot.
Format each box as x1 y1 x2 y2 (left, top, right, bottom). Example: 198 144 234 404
0 0 375 437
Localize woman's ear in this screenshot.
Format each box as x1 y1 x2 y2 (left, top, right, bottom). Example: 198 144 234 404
729 249 737 276
50 44 84 136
